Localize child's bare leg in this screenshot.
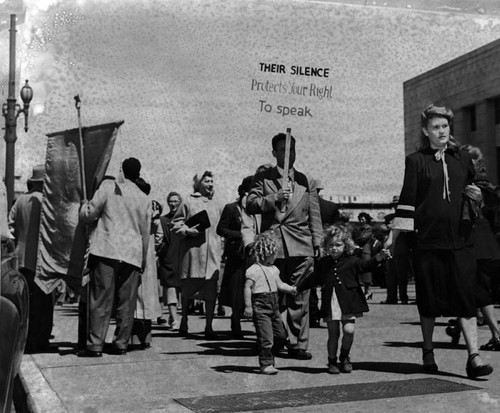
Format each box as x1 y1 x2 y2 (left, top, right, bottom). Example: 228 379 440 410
168 304 179 324
338 320 355 373
340 320 355 355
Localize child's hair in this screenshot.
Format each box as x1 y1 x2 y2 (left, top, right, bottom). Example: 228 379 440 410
249 231 277 264
321 224 357 256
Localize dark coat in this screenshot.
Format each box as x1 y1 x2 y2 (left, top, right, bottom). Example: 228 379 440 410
217 202 245 309
319 197 340 226
157 212 182 288
394 147 475 250
472 178 500 261
298 254 380 315
216 201 244 259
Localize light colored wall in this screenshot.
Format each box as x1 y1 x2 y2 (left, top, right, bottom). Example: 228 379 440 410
404 39 500 183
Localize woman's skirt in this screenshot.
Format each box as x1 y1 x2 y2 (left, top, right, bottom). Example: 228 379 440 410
414 247 476 317
218 256 245 311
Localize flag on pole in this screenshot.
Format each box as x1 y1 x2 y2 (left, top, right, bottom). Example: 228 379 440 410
35 121 124 294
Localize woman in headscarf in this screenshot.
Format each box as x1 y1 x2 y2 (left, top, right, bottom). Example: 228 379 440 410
172 171 223 339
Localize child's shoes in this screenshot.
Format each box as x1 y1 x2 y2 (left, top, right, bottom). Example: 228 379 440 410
339 355 353 373
260 365 279 375
327 358 339 374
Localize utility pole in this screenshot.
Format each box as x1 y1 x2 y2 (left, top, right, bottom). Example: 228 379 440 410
3 14 33 209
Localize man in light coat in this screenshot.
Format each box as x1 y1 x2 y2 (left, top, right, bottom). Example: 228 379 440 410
78 158 151 357
246 133 323 359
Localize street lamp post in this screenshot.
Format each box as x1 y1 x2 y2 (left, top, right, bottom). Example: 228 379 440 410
2 14 33 209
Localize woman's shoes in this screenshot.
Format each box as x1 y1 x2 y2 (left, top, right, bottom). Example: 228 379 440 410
260 365 279 375
204 329 221 340
445 324 461 345
422 348 438 373
466 353 493 379
479 337 500 351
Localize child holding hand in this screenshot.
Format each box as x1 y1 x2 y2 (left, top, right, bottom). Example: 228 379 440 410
297 224 391 374
244 232 297 375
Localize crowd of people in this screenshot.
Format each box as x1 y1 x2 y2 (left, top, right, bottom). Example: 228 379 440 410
6 104 500 378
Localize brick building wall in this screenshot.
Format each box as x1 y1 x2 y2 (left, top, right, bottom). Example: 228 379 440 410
403 38 500 184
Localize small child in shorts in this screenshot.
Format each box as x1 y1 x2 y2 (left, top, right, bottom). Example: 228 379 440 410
297 224 391 374
243 232 297 375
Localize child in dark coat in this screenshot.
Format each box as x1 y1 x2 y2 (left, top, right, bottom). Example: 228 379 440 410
298 224 391 374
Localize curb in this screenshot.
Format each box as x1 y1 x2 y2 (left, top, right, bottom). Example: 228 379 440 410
17 356 67 412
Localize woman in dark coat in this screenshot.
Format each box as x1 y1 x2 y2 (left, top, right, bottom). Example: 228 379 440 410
446 145 500 351
388 104 493 378
157 192 183 329
354 212 374 299
217 176 253 339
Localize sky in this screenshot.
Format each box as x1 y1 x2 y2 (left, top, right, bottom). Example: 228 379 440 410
1 0 500 206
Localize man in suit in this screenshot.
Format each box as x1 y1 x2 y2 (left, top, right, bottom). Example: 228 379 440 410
246 133 323 359
8 164 57 354
78 158 151 357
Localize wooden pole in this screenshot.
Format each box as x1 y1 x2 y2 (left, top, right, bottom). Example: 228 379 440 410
280 127 291 212
74 95 87 200
74 95 90 349
283 127 291 189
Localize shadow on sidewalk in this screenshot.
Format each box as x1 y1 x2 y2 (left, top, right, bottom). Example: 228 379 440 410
354 361 476 380
383 341 467 350
399 321 449 327
163 341 257 357
211 365 262 374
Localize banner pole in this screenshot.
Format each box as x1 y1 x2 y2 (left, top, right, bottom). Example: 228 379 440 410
74 94 89 351
74 95 87 200
281 127 291 212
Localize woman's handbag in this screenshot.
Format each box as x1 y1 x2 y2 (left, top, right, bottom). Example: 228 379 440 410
130 318 152 349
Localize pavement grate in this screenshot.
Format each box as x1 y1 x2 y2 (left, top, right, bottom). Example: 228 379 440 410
174 378 480 412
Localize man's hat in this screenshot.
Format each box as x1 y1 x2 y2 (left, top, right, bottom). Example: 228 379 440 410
28 164 45 183
311 178 324 190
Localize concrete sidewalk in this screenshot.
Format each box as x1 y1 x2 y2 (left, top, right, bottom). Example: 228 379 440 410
18 286 500 412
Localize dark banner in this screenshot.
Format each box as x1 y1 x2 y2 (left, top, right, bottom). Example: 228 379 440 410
35 121 123 294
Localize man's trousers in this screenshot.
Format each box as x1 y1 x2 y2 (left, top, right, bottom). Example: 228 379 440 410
87 256 140 352
275 256 314 351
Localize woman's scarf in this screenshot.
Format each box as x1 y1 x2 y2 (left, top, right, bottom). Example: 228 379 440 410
434 148 451 202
